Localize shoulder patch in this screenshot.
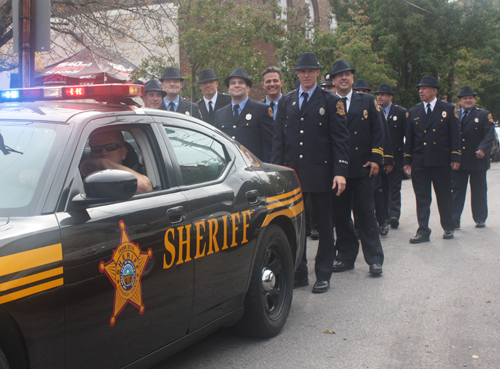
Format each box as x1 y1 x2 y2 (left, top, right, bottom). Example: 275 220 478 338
406 111 409 118
374 98 380 112
454 110 459 119
337 100 346 116
268 106 273 118
488 113 494 122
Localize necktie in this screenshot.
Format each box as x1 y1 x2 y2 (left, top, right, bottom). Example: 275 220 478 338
169 102 175 112
208 101 214 120
233 104 239 121
270 101 275 120
462 110 468 122
426 103 432 119
301 92 308 112
342 97 348 113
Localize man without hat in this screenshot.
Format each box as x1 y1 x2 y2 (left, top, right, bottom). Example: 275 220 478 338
159 66 202 119
330 60 385 276
404 76 461 243
451 86 495 229
272 52 350 293
141 80 165 109
260 66 285 121
213 68 274 162
375 83 408 230
196 68 231 125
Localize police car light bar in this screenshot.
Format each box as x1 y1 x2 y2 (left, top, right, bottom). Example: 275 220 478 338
0 84 144 103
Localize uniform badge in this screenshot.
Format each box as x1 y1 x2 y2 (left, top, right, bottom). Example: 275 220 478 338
185 111 190 116
99 221 153 326
292 101 296 106
325 73 331 81
442 111 447 118
406 112 409 118
488 113 494 122
268 107 273 118
363 110 368 119
393 116 397 121
319 107 325 116
336 101 346 116
374 99 380 112
475 118 479 123
246 114 252 120
454 110 459 119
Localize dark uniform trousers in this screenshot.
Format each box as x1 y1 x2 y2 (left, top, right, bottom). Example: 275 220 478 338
333 91 385 267
272 87 349 281
386 104 408 220
404 99 461 236
451 107 495 224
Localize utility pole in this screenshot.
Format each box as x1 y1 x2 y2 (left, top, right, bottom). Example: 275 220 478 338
18 0 36 87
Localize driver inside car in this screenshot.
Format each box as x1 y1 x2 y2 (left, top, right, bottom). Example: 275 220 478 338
79 129 153 193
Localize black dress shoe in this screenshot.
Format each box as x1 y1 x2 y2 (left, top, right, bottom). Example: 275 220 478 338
332 261 354 273
312 280 330 293
369 264 383 275
443 230 454 239
379 223 389 237
409 234 430 243
294 276 309 288
476 221 486 228
390 217 399 229
309 229 319 240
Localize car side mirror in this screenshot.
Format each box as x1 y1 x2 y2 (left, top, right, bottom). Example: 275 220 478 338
81 169 137 201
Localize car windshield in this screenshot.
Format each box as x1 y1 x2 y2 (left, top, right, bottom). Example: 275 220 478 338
0 123 57 212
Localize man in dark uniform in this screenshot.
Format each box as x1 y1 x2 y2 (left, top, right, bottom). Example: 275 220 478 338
272 52 349 293
375 83 408 229
260 66 284 121
353 79 371 94
321 73 336 94
452 86 495 229
214 68 274 162
404 76 461 243
196 68 231 125
141 79 165 109
330 60 385 276
159 66 202 119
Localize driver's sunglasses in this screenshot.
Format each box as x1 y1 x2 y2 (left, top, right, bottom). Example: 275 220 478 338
90 143 123 154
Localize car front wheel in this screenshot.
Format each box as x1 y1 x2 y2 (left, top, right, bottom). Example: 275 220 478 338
236 224 294 338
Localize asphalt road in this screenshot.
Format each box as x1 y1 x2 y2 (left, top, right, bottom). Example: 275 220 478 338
153 163 500 369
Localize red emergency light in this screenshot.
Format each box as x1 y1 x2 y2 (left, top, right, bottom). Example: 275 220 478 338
0 84 144 103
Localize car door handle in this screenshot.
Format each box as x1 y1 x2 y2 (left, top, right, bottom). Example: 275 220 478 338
246 190 260 205
167 206 186 224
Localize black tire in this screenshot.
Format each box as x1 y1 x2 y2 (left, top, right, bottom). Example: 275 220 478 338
236 224 294 338
0 348 9 369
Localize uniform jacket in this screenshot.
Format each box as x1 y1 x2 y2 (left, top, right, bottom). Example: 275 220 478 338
380 111 394 167
458 107 495 171
404 99 461 168
386 104 408 167
197 93 232 125
214 98 274 162
160 97 202 120
345 92 385 178
271 86 350 193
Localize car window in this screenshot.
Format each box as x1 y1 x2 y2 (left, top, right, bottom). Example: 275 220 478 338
0 123 57 210
80 126 161 192
164 126 228 186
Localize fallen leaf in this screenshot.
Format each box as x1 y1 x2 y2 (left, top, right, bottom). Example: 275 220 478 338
322 330 335 334
486 301 491 303
472 355 479 359
426 351 432 353
425 296 430 299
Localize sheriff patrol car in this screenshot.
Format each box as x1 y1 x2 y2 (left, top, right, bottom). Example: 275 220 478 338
0 84 305 369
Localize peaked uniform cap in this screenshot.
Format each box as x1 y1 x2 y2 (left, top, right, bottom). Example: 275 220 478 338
293 52 321 70
416 76 439 89
321 80 334 87
331 60 356 76
374 83 394 95
353 79 371 91
458 86 477 98
144 79 166 97
224 68 252 88
197 68 220 84
160 67 184 82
